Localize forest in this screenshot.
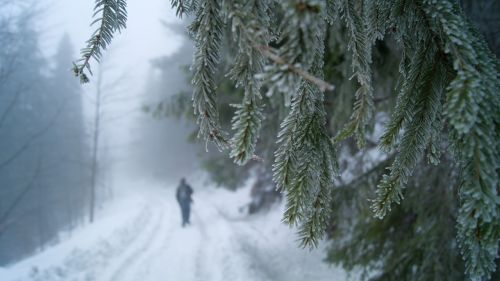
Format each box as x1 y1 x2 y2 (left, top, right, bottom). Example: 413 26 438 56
0 1 498 281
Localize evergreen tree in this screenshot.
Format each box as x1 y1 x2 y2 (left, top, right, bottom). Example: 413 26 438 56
135 22 200 183
47 34 88 229
0 4 89 263
78 1 499 279
0 7 50 264
327 155 466 281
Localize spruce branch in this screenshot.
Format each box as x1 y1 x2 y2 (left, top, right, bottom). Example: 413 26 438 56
297 132 336 248
364 1 389 43
226 0 269 165
422 1 500 279
226 0 336 166
257 0 335 101
283 151 314 225
253 44 335 93
190 0 228 150
325 0 338 24
379 43 433 151
274 21 338 247
225 1 335 94
170 0 191 18
229 94 264 165
272 81 310 192
426 110 444 165
73 0 127 83
333 0 375 148
372 49 446 219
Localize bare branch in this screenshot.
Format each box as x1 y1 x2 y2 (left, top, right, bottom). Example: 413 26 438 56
0 157 41 236
253 43 335 92
0 86 25 130
0 101 66 171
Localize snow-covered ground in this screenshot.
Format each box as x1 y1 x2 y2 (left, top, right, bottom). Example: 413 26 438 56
0 178 348 281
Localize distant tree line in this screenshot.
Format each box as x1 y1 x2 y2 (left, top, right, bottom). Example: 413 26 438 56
0 2 89 265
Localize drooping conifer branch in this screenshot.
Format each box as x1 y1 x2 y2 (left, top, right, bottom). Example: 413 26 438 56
170 0 190 18
73 0 127 83
190 0 228 150
421 1 500 279
226 0 269 165
372 46 447 218
333 0 375 148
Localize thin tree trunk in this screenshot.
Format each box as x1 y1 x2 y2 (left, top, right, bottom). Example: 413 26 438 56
89 68 102 223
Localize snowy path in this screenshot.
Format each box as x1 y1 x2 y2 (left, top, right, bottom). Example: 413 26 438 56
1 182 347 281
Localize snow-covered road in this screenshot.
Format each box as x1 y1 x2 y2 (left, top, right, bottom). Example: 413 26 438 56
1 181 347 281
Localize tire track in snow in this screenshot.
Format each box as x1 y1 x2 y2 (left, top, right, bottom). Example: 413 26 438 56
131 222 174 281
193 208 211 281
212 203 342 281
128 196 177 281
106 197 165 281
205 203 278 281
192 200 258 281
133 194 203 281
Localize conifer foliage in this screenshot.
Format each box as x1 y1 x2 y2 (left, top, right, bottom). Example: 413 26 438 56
73 0 127 83
78 0 499 279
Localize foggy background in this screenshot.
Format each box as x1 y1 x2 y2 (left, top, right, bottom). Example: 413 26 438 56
43 0 198 184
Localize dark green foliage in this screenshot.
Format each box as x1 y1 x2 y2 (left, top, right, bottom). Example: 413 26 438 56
189 0 228 150
201 156 250 191
226 0 268 164
333 0 375 148
229 98 263 164
373 44 451 219
422 3 500 278
171 0 194 18
328 156 465 281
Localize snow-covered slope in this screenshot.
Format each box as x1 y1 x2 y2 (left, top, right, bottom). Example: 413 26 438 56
0 179 347 281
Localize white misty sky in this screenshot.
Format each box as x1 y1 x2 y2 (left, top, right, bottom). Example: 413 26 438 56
37 0 185 179
40 0 182 75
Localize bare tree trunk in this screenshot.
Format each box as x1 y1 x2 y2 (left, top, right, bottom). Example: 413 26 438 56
89 68 103 224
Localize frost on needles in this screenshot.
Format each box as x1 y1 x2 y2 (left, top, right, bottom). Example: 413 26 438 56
77 1 499 280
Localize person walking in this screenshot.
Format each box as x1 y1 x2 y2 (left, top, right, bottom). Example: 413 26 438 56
176 178 193 227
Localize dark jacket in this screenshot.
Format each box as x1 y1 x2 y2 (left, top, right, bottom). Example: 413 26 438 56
176 182 193 204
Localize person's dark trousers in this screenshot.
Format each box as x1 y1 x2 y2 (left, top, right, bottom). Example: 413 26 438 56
180 201 191 227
